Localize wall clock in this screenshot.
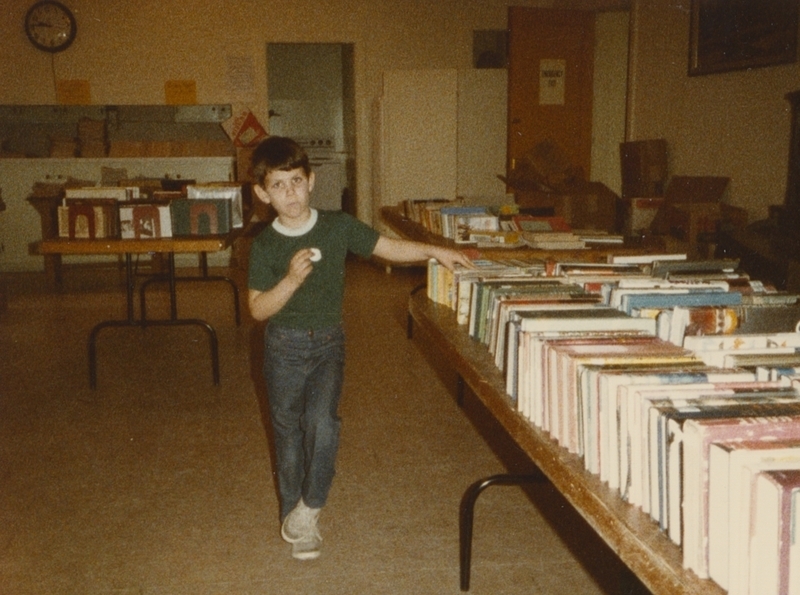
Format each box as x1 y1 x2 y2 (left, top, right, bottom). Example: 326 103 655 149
24 1 77 53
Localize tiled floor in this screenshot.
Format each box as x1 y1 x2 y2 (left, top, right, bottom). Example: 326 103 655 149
0 258 633 594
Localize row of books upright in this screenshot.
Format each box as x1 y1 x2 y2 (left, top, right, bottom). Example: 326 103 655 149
427 252 800 595
56 184 244 240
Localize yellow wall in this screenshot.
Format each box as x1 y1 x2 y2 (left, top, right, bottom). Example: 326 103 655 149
3 0 798 224
627 1 800 220
1 0 545 225
592 10 630 195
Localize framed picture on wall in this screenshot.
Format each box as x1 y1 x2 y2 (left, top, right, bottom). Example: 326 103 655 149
689 0 799 76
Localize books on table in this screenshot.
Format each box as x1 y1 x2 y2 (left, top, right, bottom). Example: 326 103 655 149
420 251 800 585
707 439 800 594
681 415 800 579
749 469 800 595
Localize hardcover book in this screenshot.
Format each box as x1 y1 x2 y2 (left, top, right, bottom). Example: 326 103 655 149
170 198 232 236
681 414 800 578
119 202 172 239
749 469 800 595
58 198 120 239
708 440 800 594
186 183 244 228
649 398 800 547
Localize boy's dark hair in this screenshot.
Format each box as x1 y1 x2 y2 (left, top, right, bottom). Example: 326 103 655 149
251 136 311 186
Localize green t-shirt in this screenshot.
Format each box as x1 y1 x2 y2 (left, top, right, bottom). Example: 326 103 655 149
248 209 380 329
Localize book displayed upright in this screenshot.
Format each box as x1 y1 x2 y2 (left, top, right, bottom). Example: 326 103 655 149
421 248 800 594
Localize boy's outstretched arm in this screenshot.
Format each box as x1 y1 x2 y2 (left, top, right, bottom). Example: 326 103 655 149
372 236 473 271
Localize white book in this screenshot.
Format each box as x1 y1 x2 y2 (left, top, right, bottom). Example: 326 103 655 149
629 383 776 512
709 441 800 595
607 252 687 265
510 309 655 423
579 361 702 473
682 416 800 579
65 186 137 200
791 489 800 595
550 340 693 457
748 469 800 595
683 332 800 353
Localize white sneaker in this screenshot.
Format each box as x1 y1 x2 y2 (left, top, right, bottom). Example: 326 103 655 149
280 500 321 544
292 525 322 560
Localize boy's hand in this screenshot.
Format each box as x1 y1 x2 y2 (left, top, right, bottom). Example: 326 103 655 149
433 246 474 271
286 248 316 287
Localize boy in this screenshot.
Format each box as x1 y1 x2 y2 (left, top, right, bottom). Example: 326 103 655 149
247 136 472 560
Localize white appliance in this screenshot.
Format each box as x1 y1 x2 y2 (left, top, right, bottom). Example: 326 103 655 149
296 138 347 211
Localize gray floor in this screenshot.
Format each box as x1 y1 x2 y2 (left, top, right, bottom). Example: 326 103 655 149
0 258 631 594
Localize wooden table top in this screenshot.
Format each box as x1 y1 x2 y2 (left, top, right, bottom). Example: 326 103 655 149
36 235 231 255
379 205 654 262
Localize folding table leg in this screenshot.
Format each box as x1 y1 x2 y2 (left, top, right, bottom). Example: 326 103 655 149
459 472 547 592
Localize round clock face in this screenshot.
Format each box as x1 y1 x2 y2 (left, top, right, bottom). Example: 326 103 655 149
25 1 76 53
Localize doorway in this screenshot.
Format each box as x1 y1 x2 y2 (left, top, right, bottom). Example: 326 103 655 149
507 7 595 180
266 43 356 215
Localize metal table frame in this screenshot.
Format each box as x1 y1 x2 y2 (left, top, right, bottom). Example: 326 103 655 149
37 236 236 389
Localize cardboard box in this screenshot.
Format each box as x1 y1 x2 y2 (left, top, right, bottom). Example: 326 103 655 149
620 139 668 199
236 147 255 182
621 197 664 236
666 201 747 259
222 108 268 148
514 181 620 232
661 175 729 204
651 175 730 235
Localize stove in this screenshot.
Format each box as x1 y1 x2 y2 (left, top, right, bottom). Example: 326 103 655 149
295 137 347 210
295 137 341 163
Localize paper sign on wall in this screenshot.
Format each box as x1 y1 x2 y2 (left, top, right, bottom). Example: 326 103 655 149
56 80 91 105
165 80 197 105
539 59 565 105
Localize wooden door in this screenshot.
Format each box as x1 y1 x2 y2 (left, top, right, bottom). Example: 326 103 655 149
507 7 595 180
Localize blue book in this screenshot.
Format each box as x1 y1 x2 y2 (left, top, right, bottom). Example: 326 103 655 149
438 205 490 215
621 290 742 316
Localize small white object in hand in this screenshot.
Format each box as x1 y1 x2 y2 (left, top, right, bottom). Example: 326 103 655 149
309 248 322 262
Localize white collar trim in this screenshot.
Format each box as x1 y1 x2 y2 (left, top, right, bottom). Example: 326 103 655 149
272 209 318 236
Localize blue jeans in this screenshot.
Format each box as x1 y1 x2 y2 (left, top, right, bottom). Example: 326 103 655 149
263 323 346 521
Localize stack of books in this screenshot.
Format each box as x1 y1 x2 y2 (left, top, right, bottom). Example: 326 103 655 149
401 200 625 248
426 253 800 593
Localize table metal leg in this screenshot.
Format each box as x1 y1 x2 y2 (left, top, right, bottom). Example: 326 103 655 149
89 254 138 389
139 252 241 325
89 253 221 389
459 473 547 592
456 375 465 408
